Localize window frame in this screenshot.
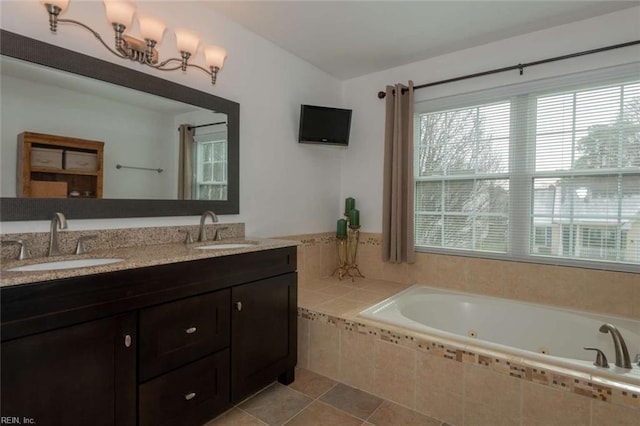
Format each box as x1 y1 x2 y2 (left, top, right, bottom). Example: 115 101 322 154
413 64 640 273
194 136 228 201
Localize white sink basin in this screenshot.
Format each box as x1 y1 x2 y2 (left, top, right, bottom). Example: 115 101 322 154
6 258 124 272
195 243 257 250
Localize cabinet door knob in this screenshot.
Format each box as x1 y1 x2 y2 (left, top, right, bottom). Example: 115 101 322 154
185 327 197 334
184 392 196 401
235 301 242 311
124 334 132 348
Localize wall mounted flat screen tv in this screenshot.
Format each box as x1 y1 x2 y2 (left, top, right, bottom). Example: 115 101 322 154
298 104 352 146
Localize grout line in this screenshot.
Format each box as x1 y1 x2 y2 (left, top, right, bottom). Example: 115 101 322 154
519 378 524 425
314 399 371 423
363 399 385 424
234 407 270 425
314 382 339 401
276 374 340 426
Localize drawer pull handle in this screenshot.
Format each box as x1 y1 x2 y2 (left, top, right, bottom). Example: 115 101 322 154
235 301 242 311
185 327 197 334
124 335 132 348
184 392 196 401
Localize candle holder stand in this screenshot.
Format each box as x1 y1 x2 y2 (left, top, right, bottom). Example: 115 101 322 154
333 218 365 281
333 236 349 280
346 226 365 280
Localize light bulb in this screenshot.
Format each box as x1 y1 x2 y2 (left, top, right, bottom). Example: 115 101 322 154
204 45 226 69
41 0 69 11
175 29 200 55
103 0 135 28
139 16 166 43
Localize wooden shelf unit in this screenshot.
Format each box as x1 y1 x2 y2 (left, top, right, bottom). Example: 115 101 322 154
17 132 104 198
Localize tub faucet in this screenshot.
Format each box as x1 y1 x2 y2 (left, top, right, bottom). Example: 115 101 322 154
48 212 68 256
198 211 218 242
599 323 631 369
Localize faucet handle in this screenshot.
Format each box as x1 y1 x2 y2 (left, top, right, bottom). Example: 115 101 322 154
3 239 31 260
181 230 194 245
584 347 609 368
213 226 229 241
75 235 97 255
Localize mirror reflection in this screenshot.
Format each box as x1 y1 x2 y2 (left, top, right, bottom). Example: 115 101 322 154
1 56 228 201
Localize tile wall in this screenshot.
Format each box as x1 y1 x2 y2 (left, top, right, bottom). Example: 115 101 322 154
296 309 640 426
281 232 640 319
283 231 640 424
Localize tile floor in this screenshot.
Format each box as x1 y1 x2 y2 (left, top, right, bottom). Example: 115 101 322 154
205 368 449 426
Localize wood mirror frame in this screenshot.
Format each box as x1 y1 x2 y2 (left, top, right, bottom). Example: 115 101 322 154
0 30 239 221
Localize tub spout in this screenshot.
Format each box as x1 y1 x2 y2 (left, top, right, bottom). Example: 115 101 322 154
599 323 632 369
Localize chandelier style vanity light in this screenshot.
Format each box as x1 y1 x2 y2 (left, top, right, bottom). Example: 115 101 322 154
42 0 227 85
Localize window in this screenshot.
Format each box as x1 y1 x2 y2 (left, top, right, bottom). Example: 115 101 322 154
415 102 510 252
580 227 628 261
414 75 640 268
194 136 227 200
533 226 552 254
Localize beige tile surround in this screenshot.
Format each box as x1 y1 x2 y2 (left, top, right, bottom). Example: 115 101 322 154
284 232 640 425
281 232 640 319
296 276 640 425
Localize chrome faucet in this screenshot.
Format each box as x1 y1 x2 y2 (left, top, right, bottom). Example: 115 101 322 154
48 212 68 256
198 211 218 242
599 323 632 369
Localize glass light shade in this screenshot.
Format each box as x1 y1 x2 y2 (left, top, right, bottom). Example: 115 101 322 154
103 0 135 27
139 16 166 42
41 0 69 11
204 46 227 69
175 29 200 55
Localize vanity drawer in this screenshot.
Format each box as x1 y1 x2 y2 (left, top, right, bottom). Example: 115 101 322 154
30 147 63 169
139 349 230 426
64 150 98 171
139 290 230 381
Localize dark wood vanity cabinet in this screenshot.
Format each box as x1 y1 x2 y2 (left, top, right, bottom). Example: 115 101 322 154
1 313 137 426
138 290 232 426
231 273 297 402
1 246 297 426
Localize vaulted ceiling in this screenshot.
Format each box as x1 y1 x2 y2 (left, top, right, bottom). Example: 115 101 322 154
206 1 639 80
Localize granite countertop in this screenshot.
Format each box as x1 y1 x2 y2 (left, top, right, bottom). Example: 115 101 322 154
0 238 298 288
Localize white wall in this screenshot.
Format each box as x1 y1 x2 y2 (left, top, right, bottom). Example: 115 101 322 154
1 73 176 199
341 6 640 233
3 3 639 237
0 0 343 237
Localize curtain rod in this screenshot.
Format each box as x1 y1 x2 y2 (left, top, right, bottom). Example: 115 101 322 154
377 40 640 99
187 121 227 130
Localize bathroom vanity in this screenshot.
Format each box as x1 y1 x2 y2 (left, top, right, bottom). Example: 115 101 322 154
1 243 297 426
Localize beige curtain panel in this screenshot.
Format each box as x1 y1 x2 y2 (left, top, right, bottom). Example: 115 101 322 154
178 124 195 200
382 81 415 264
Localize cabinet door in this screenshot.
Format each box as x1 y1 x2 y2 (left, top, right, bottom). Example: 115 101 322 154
1 314 136 426
231 272 297 402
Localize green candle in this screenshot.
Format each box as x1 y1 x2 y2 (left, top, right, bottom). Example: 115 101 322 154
349 209 360 228
345 197 355 215
337 218 347 238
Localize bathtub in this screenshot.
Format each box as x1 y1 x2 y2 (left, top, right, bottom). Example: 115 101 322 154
359 285 640 387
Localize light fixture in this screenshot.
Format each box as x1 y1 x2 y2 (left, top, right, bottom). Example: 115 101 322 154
41 0 226 85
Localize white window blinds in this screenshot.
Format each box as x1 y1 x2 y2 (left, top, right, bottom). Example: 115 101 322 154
414 70 640 269
531 82 640 263
415 102 511 252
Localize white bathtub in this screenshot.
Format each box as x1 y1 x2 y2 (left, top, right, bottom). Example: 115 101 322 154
359 285 640 386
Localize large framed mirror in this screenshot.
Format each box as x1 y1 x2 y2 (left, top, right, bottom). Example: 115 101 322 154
0 30 239 221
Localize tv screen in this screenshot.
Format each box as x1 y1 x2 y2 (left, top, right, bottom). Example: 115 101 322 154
298 105 352 146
